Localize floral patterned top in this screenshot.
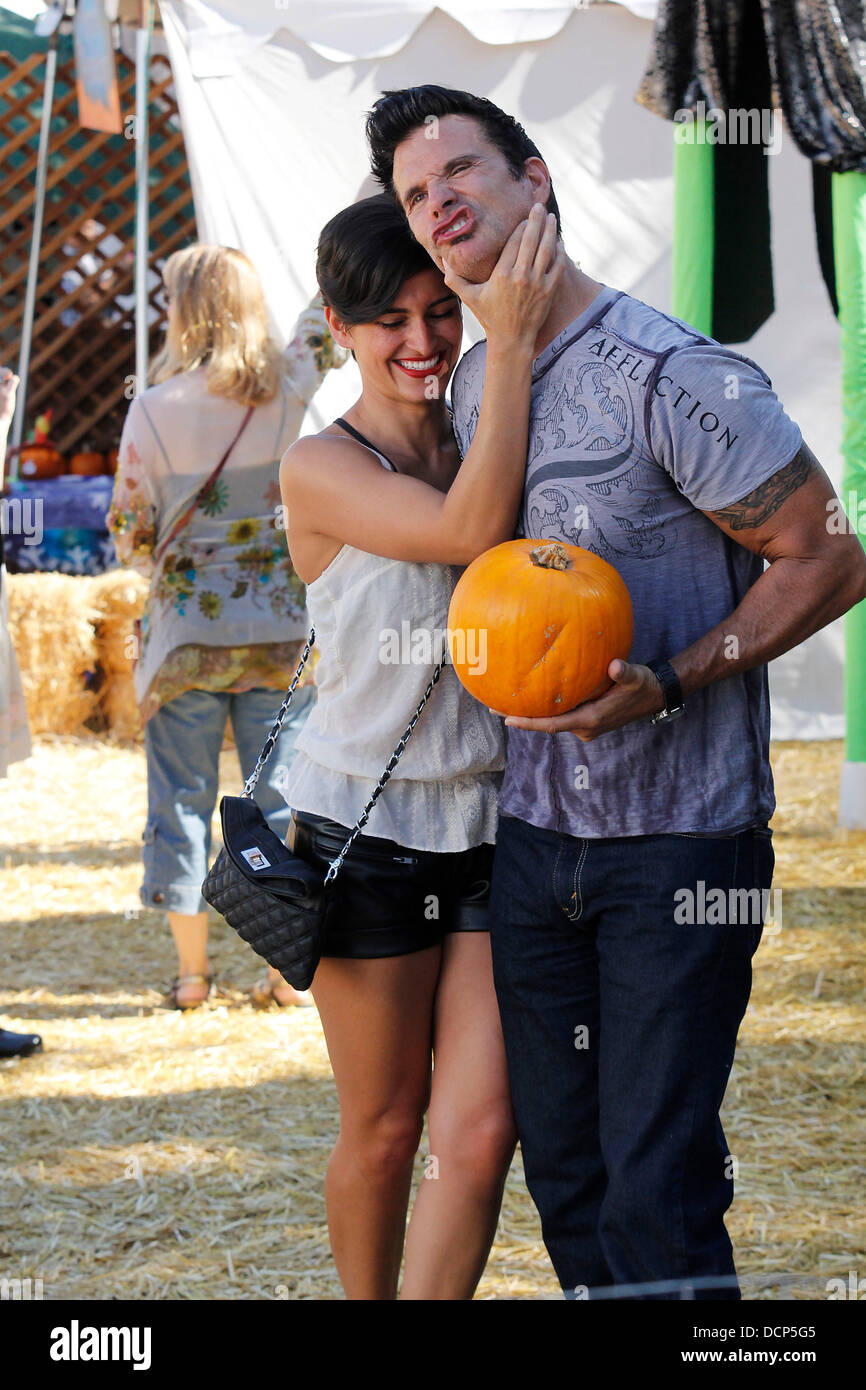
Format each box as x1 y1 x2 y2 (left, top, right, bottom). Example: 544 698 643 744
108 298 344 722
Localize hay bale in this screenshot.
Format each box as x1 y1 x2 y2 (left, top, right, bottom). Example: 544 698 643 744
6 567 308 746
101 683 144 742
87 570 148 741
88 570 147 667
6 574 101 734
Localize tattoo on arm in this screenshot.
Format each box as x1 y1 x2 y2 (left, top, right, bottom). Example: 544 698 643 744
710 445 814 532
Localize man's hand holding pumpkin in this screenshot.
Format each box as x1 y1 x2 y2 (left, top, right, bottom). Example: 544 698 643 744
503 658 667 741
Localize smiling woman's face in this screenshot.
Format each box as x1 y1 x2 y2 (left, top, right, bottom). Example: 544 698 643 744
330 266 463 402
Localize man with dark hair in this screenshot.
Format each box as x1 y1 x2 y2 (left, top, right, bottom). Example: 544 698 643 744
367 85 561 231
366 86 866 1299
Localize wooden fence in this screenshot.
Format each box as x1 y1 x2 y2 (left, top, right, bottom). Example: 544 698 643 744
0 38 196 454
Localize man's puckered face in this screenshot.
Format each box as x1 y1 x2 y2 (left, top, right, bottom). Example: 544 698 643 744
392 114 537 284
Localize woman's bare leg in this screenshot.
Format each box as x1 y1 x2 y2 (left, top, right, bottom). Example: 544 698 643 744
264 964 312 1006
400 931 516 1300
310 946 442 1299
168 911 210 1005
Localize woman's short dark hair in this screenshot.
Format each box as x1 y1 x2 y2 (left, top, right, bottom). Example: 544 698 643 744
366 85 561 231
316 194 436 325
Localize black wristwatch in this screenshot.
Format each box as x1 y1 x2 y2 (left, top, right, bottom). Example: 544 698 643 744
646 659 685 724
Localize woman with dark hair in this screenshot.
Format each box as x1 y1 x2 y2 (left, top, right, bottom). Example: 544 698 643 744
279 194 562 1298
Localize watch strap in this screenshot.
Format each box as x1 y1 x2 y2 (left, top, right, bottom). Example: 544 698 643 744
647 658 684 721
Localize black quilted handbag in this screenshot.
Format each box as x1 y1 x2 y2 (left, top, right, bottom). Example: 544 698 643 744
202 628 445 990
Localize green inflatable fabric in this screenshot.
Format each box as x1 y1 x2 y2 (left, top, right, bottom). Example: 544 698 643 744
672 122 714 337
833 171 866 780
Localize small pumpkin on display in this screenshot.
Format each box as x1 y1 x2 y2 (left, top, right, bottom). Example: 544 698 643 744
447 538 634 719
15 443 66 479
69 450 106 476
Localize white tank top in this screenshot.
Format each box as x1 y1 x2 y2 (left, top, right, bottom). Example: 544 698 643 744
282 430 504 852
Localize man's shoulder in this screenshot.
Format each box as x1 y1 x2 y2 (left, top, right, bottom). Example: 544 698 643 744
601 293 773 384
557 290 723 370
601 291 701 351
451 338 487 402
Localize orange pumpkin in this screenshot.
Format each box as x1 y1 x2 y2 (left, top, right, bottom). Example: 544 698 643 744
105 447 120 475
16 443 66 480
69 450 106 475
447 539 634 718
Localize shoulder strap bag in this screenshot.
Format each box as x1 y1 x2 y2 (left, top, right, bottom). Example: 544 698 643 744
152 403 255 567
201 630 445 989
131 404 254 665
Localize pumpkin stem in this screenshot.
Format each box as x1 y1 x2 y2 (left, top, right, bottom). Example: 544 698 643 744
529 541 570 571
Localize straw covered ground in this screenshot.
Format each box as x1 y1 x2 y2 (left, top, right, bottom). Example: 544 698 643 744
0 735 864 1301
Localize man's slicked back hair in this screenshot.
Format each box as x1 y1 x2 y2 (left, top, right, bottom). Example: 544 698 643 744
366 85 561 231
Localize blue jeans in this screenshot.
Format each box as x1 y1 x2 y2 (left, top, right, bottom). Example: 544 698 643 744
489 813 774 1300
141 684 315 915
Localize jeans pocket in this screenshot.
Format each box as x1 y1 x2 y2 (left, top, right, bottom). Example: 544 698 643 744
553 838 587 921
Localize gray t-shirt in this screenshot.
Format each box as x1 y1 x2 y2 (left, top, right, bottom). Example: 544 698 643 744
451 286 803 838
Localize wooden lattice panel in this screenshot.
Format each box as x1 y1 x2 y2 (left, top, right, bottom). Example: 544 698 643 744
0 39 196 454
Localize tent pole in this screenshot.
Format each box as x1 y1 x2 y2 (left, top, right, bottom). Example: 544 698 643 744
134 1 154 391
11 25 60 474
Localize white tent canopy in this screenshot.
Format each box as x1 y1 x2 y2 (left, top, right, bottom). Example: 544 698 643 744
162 0 659 68
107 2 854 735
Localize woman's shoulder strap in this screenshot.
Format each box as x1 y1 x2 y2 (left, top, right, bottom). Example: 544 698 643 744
333 417 398 472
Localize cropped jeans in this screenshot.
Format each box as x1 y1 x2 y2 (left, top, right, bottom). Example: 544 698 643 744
141 684 315 916
489 812 774 1300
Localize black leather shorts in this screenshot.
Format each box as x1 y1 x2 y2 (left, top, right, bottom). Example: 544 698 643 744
288 809 494 959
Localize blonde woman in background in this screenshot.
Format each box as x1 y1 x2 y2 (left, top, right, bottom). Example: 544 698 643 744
109 245 346 1009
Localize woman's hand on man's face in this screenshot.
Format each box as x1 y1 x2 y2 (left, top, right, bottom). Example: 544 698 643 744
440 203 563 349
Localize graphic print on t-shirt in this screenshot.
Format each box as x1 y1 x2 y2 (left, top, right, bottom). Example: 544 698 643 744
522 334 674 566
449 286 803 839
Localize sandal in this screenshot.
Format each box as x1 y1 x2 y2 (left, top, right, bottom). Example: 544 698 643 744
250 976 314 1009
167 973 214 1010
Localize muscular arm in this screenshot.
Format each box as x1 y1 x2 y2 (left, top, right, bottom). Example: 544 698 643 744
709 449 812 531
505 443 866 740
670 443 866 698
